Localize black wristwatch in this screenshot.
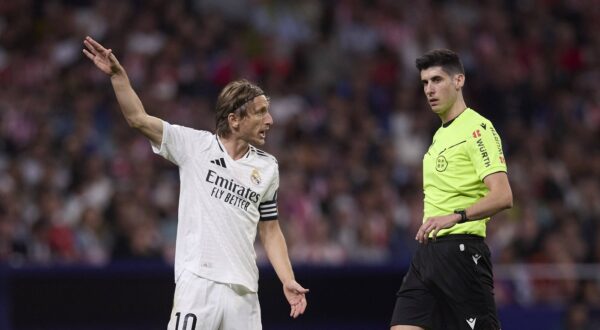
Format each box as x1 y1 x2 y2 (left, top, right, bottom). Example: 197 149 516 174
454 209 468 223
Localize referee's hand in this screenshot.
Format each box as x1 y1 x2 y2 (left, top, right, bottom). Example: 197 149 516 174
283 280 309 318
416 214 460 244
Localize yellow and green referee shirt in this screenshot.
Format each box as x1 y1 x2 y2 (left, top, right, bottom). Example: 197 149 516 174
423 108 507 238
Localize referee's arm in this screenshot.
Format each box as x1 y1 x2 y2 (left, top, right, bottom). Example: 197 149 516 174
463 171 513 221
417 172 512 243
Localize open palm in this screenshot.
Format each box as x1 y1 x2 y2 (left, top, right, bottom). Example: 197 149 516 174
82 36 121 76
283 280 309 318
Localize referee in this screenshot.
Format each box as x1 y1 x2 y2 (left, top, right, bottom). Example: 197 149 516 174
390 49 513 330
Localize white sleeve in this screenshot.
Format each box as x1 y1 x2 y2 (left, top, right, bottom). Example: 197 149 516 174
151 120 212 166
258 165 279 221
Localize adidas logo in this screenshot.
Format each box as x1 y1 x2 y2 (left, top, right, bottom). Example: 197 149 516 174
210 158 227 168
472 254 481 265
466 317 477 329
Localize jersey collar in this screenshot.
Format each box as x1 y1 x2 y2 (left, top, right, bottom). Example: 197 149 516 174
442 107 469 128
215 135 252 160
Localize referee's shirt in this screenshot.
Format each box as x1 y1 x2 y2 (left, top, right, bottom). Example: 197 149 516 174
423 108 507 238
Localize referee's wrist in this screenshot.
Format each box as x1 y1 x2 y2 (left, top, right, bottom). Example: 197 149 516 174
453 209 468 223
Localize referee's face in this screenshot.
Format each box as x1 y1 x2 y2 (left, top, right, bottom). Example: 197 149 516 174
420 66 462 115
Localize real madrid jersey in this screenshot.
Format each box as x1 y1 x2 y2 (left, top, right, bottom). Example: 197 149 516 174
152 121 279 292
422 108 507 237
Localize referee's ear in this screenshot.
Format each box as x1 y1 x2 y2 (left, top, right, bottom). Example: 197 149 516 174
453 73 465 90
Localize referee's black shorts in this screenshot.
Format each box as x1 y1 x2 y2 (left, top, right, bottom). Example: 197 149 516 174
390 234 500 330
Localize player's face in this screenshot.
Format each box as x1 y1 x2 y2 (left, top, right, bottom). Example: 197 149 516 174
238 95 273 146
420 66 463 115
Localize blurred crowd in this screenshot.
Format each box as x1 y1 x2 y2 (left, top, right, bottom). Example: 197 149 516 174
0 0 599 310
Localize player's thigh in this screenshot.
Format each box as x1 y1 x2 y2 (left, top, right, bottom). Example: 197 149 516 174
220 284 261 330
168 271 222 330
391 266 436 329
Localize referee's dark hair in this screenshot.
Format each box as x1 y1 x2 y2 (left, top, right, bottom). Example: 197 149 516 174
416 49 465 76
215 79 265 138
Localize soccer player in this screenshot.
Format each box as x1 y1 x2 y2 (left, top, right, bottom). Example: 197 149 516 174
390 49 513 330
83 36 308 330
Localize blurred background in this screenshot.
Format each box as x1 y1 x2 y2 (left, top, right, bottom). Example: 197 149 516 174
0 0 599 329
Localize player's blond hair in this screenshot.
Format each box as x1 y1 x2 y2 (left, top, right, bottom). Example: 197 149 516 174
215 79 265 138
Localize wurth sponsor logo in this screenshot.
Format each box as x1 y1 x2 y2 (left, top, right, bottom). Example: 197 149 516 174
476 139 491 168
472 129 481 138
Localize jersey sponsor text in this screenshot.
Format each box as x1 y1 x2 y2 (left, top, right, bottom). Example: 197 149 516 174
206 169 260 210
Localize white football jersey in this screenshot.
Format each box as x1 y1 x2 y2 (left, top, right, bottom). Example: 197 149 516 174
152 121 279 292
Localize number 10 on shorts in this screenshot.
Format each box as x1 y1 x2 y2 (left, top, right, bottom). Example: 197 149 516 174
174 312 197 330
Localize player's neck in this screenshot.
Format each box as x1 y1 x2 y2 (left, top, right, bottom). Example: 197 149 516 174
219 135 249 160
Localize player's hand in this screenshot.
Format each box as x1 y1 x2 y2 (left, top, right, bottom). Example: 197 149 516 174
82 36 122 76
415 214 460 244
283 280 309 318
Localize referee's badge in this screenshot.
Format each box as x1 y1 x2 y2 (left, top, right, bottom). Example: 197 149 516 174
250 168 261 185
435 156 448 172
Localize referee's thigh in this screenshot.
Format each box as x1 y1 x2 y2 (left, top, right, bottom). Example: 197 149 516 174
390 264 435 329
432 240 500 330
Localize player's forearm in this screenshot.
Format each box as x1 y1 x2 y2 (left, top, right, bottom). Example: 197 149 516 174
261 226 295 284
110 71 149 128
464 187 513 221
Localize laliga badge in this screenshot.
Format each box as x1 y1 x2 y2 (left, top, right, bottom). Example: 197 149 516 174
250 168 261 185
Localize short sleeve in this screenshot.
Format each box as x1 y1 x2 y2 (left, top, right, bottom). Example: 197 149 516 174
466 120 507 181
151 120 212 166
258 165 279 221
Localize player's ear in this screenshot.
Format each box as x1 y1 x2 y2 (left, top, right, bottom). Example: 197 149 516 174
228 112 240 130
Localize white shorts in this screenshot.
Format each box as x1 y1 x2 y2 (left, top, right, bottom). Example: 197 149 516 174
167 270 262 330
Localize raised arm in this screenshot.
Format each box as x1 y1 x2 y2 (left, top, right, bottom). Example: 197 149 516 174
258 220 308 318
83 36 163 145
